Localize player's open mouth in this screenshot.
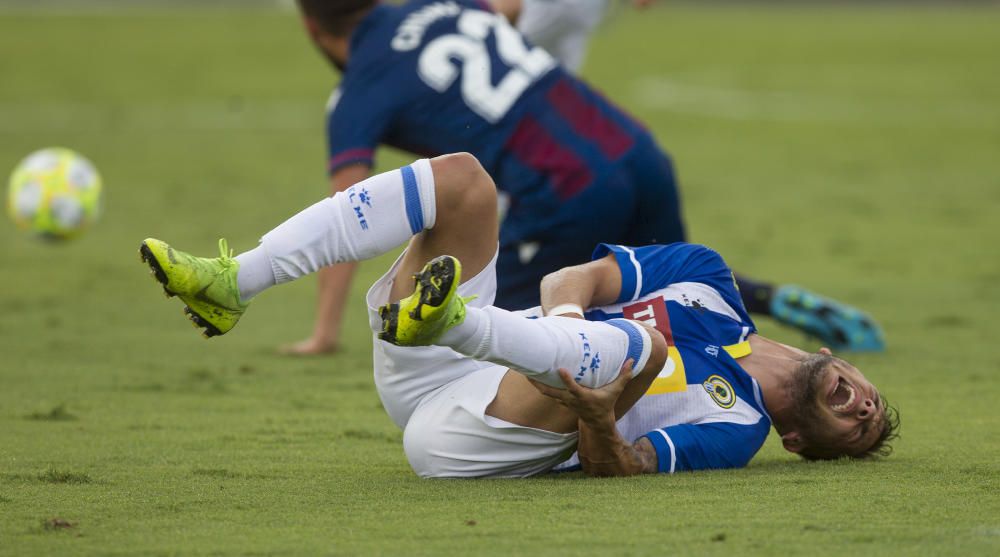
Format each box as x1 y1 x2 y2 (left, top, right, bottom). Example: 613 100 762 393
828 376 857 413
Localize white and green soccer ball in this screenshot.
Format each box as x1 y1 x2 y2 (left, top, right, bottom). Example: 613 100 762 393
6 147 102 240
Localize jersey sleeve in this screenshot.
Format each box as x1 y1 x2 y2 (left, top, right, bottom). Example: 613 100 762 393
643 420 770 473
592 242 749 319
325 82 393 174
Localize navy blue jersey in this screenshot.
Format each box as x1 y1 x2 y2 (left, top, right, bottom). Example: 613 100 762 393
554 243 772 473
326 0 683 285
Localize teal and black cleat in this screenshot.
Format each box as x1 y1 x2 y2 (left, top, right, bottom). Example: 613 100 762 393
771 285 885 352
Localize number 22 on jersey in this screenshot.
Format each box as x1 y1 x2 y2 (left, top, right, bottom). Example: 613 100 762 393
417 10 556 123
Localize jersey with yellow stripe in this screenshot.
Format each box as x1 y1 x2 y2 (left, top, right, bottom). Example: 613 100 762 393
559 242 772 473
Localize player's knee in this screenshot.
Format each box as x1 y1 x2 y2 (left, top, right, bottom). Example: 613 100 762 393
402 421 437 478
636 322 668 378
430 152 496 221
402 409 460 479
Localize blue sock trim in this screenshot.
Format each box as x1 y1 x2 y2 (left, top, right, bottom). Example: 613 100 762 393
401 165 423 234
604 319 644 367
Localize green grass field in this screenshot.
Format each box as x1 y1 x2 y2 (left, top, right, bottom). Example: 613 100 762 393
1 3 999 555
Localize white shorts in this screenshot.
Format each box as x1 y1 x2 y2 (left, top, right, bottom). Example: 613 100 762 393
403 368 578 478
365 248 577 478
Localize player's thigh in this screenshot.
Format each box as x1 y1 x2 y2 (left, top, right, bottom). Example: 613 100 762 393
624 143 686 246
368 249 501 427
403 368 577 478
390 154 499 302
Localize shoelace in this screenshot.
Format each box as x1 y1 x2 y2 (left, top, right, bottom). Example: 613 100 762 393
217 238 235 270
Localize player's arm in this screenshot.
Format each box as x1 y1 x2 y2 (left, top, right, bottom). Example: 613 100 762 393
576 409 659 477
532 365 659 476
282 163 370 355
540 242 731 318
539 254 621 317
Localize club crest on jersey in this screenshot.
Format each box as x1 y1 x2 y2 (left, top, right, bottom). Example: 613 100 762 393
703 375 735 409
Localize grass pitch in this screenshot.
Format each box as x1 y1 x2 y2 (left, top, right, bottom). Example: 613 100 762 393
1 4 999 555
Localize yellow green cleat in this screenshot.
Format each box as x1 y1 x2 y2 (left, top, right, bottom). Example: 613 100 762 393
139 238 249 338
378 255 474 347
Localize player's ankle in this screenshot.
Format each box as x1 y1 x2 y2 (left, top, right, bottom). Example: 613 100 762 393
234 244 276 301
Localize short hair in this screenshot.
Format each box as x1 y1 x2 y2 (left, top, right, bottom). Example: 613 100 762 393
799 397 901 461
296 0 378 37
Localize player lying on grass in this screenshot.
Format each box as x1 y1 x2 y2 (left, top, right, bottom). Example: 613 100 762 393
285 0 883 355
139 153 898 478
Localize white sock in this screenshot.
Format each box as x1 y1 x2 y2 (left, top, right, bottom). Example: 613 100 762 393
438 307 653 389
233 245 274 302
235 159 437 299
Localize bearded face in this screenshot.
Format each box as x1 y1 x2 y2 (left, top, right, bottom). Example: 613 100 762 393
784 353 887 460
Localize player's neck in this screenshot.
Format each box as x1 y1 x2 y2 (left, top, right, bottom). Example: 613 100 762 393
739 335 810 431
312 32 350 71
329 36 350 68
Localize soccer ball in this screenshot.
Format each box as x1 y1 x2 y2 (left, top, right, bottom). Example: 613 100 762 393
6 147 102 240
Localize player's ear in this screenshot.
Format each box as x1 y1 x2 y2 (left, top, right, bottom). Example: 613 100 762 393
818 347 833 356
303 16 325 42
781 431 805 453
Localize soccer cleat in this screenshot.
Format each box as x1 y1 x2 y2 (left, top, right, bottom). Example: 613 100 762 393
139 238 249 338
771 285 885 352
378 255 474 347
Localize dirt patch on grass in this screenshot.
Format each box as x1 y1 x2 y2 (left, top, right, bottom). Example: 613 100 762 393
25 403 77 422
38 469 92 484
43 518 76 531
190 467 282 480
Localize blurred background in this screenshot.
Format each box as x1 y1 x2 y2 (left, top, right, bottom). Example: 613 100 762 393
1 0 998 554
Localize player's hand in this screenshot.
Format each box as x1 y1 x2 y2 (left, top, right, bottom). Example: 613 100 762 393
279 336 338 356
528 360 634 424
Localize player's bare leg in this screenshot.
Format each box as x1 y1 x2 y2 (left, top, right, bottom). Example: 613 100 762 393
387 153 500 304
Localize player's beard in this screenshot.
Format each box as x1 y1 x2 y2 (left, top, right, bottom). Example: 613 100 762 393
786 353 835 445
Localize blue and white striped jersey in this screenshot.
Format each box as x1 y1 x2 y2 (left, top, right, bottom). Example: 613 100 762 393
560 242 772 473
